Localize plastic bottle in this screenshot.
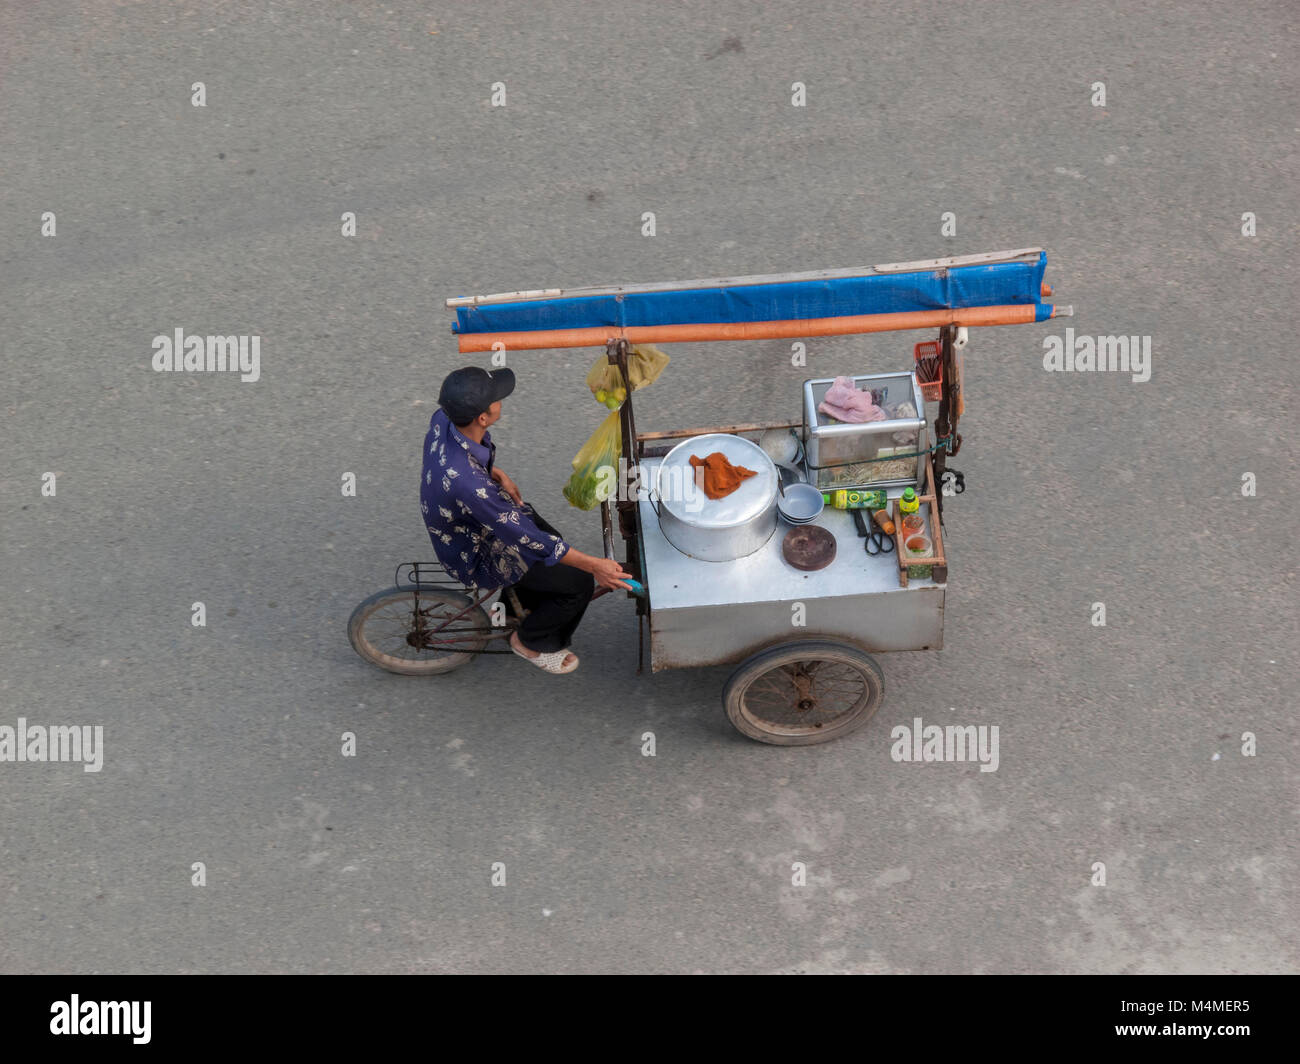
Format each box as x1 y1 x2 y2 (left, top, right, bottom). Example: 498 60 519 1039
822 488 887 511
899 487 920 517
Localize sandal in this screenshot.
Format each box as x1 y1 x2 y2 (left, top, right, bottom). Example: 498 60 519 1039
510 635 579 675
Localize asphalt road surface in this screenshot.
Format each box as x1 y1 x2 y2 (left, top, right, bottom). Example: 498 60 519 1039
2 0 1296 973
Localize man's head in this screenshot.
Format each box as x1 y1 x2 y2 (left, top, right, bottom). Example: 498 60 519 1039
438 366 516 430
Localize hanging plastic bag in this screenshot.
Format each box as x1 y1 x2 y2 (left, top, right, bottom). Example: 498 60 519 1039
584 356 622 406
583 343 671 409
627 343 670 389
562 409 622 510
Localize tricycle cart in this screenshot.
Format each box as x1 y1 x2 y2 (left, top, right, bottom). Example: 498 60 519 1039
349 248 1069 745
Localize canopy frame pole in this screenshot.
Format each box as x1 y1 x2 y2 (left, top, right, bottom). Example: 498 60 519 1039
606 341 647 669
609 338 639 530
933 325 953 524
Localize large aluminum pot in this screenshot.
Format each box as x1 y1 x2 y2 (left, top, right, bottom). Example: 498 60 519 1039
650 434 778 562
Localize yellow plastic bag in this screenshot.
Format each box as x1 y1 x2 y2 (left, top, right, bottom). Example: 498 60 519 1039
563 409 622 510
583 344 671 409
584 356 622 400
628 343 670 389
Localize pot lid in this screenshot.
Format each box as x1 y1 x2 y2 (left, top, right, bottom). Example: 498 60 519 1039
655 434 777 529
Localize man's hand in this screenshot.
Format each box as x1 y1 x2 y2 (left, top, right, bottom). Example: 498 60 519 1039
589 556 633 591
490 467 523 506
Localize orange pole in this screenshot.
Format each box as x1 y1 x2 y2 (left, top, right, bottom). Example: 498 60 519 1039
456 303 1049 352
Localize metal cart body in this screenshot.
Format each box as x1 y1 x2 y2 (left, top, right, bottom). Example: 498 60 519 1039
635 455 944 671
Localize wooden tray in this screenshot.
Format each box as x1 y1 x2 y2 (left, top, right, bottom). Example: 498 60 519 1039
893 454 947 587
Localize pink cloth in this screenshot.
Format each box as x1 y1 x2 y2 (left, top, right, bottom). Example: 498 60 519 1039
818 376 887 423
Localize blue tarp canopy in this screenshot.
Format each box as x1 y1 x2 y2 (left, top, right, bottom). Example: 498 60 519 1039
452 251 1050 335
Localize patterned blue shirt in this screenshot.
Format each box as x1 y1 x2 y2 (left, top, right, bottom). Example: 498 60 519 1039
420 407 570 590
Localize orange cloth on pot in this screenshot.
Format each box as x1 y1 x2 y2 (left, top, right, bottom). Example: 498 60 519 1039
689 451 758 500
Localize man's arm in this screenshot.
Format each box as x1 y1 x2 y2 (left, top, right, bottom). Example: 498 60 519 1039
458 478 570 570
558 545 633 591
485 469 630 590
489 467 522 505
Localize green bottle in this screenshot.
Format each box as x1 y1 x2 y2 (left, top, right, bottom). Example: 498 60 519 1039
821 488 887 511
899 487 919 516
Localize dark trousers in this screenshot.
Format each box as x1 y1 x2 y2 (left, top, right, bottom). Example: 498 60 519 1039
503 506 595 653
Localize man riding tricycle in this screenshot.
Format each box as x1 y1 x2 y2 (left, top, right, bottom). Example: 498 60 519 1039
349 247 1068 745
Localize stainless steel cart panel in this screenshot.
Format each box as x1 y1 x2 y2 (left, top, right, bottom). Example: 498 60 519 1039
635 458 945 671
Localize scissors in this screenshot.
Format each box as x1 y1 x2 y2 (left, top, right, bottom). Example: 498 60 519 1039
851 509 895 555
864 528 895 555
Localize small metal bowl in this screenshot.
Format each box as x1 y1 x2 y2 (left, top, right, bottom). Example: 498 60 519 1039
777 482 824 524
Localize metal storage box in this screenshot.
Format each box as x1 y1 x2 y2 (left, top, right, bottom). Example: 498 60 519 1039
802 371 928 490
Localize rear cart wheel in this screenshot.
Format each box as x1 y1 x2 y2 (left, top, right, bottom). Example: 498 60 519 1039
348 585 493 676
722 640 885 746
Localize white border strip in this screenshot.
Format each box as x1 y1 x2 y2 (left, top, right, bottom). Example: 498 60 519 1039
445 248 1045 308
